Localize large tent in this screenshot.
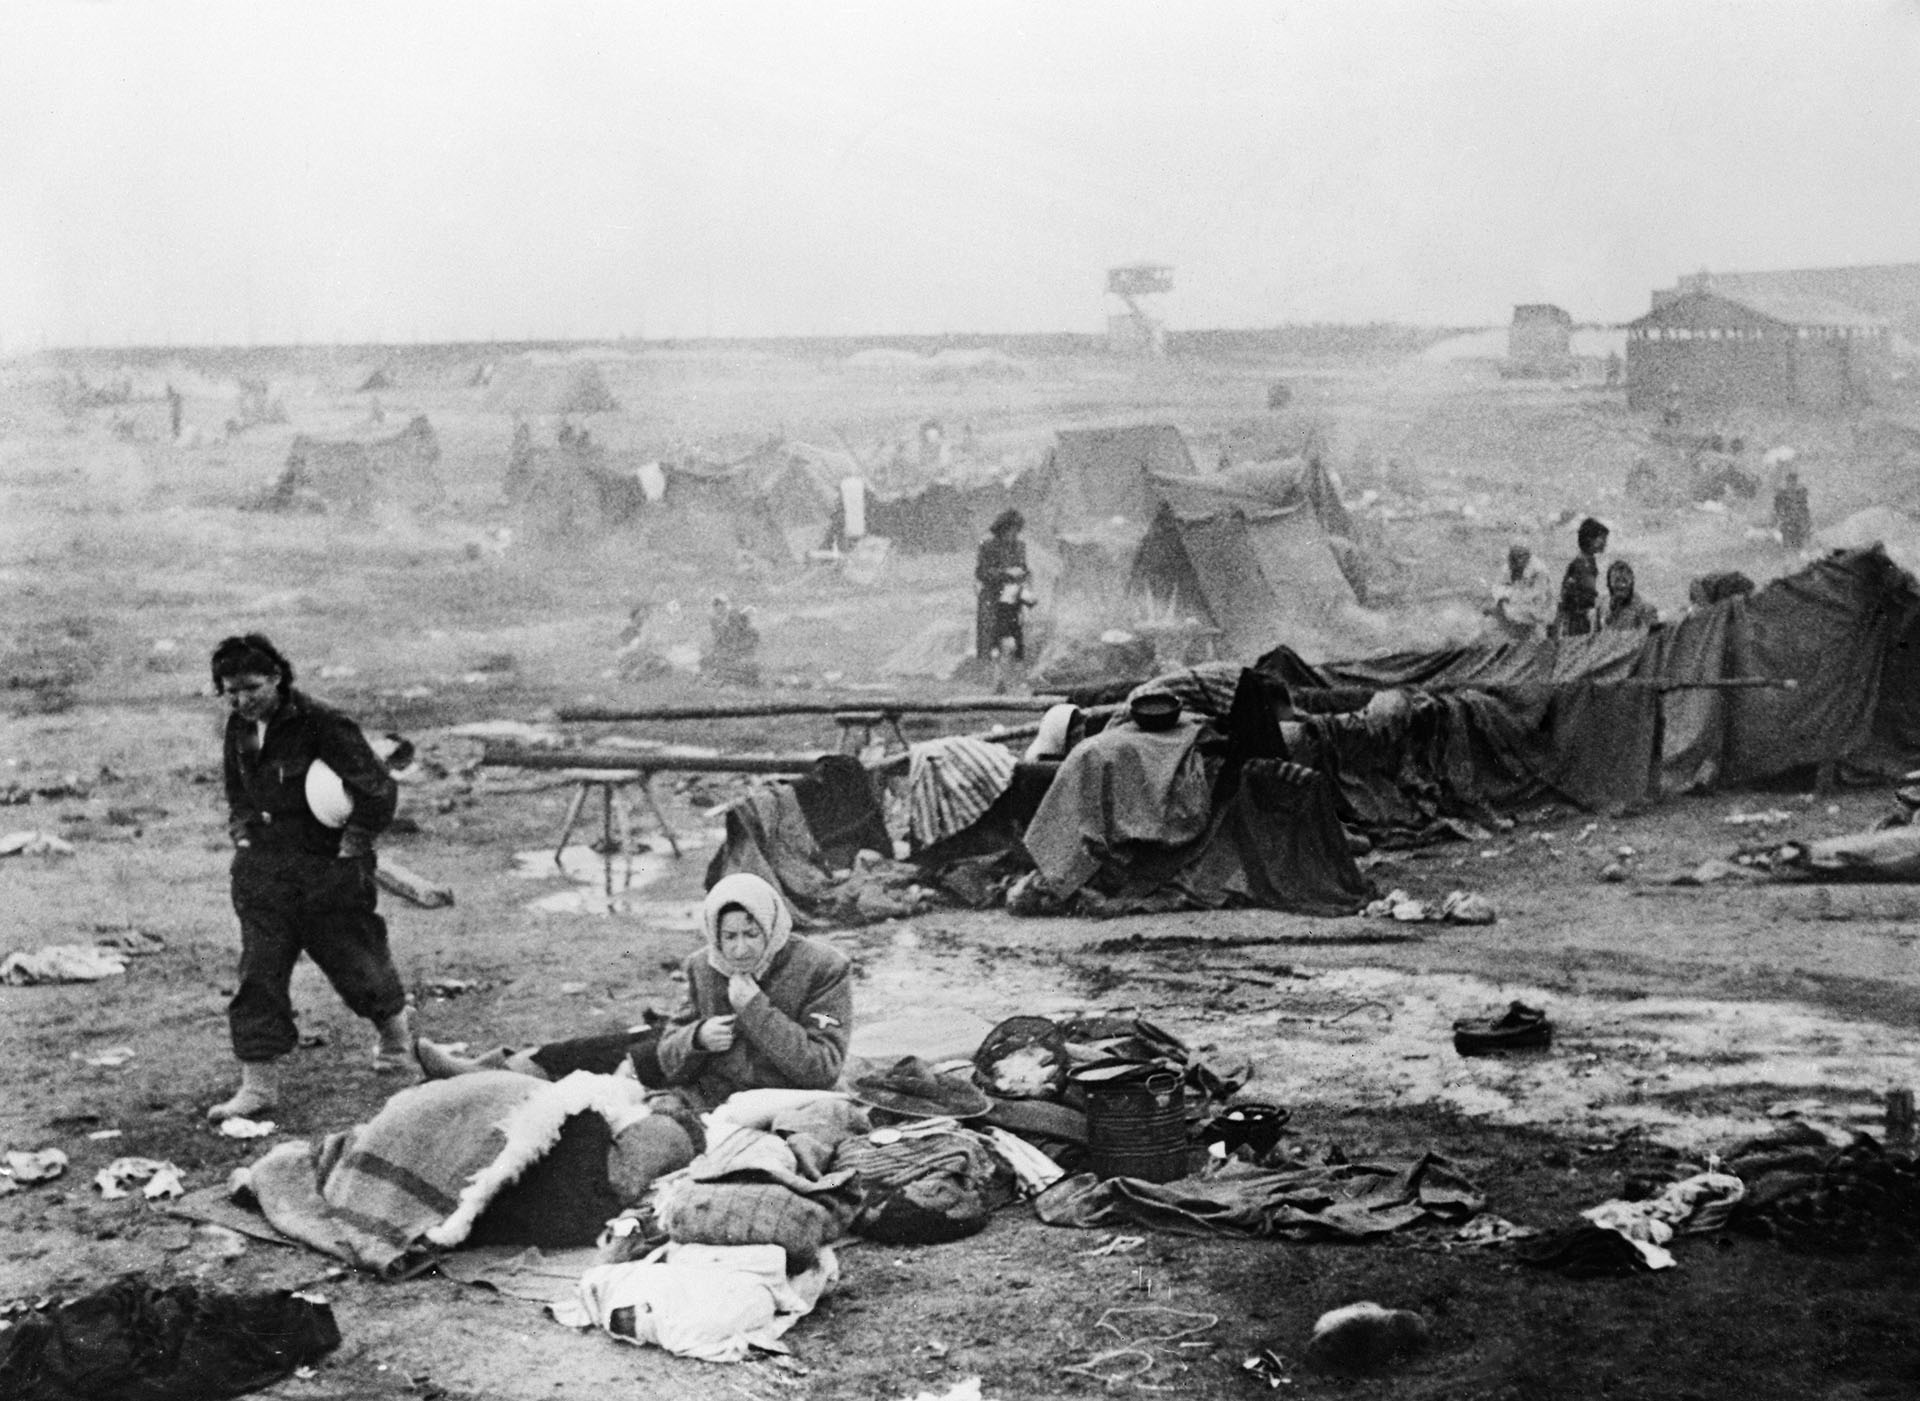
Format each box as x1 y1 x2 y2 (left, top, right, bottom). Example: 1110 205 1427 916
1045 424 1195 531
1270 544 1920 817
864 470 1051 555
1127 500 1361 660
269 415 443 513
481 359 619 415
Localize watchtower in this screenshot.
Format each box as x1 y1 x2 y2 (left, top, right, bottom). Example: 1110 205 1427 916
1107 264 1173 357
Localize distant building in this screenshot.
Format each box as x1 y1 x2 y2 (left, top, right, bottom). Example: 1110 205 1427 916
1655 264 1920 342
1625 286 1891 413
1507 304 1573 374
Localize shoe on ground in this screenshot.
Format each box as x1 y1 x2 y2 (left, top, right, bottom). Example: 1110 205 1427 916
1452 1000 1552 1056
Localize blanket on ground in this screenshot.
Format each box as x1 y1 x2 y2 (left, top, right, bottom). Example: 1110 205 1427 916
1034 1152 1483 1239
237 1070 653 1277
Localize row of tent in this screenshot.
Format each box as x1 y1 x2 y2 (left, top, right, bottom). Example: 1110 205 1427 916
709 544 1920 925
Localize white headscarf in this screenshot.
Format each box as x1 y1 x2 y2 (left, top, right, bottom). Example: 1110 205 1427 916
701 872 794 979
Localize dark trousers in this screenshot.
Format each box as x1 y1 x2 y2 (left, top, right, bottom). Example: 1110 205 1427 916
530 1027 665 1086
228 848 406 1062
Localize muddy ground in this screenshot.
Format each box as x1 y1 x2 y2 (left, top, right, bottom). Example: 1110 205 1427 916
5 348 1920 1399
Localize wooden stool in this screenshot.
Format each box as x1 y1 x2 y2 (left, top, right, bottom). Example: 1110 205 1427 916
553 769 683 898
832 709 909 755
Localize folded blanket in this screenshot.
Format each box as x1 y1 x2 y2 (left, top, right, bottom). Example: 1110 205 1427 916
238 1071 653 1277
1034 1152 1483 1240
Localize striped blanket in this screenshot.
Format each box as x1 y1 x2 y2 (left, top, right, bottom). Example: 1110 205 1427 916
906 736 1017 847
239 1070 652 1277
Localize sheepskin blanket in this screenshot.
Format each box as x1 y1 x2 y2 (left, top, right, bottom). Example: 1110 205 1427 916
238 1070 651 1277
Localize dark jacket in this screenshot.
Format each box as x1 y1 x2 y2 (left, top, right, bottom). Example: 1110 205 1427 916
223 688 397 856
974 534 1028 597
653 935 853 1113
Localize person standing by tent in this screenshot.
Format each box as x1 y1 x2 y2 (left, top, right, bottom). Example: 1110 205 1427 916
1487 543 1555 641
1555 517 1609 637
975 508 1033 669
1774 468 1813 552
1602 560 1660 630
206 634 412 1122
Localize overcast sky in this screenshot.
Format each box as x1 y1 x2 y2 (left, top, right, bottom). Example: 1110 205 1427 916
2 0 1917 349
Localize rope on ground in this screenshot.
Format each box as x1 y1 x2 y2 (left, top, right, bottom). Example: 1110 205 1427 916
1060 1305 1219 1390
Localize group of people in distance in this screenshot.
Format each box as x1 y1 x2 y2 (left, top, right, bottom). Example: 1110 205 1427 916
205 633 845 1126
1488 518 1657 641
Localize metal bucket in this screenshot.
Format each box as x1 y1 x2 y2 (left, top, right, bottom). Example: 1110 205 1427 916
1072 1063 1188 1183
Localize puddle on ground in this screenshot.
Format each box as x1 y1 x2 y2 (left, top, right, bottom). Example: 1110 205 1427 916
848 928 1920 1150
512 828 719 915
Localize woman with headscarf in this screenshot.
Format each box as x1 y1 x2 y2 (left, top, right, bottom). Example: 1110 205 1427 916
414 874 853 1116
1602 559 1660 631
974 508 1032 663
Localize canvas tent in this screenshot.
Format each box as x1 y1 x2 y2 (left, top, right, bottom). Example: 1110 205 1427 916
1128 500 1361 660
1045 424 1195 531
1266 544 1920 819
864 470 1051 555
512 445 791 562
269 415 443 513
481 360 619 415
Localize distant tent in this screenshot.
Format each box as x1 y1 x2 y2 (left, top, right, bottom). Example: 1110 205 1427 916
1153 453 1367 600
482 359 619 415
270 415 442 514
865 471 1049 555
1129 500 1359 660
1046 425 1195 530
355 367 393 393
661 461 795 562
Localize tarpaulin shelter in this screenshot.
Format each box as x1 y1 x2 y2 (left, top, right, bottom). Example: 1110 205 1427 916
865 471 1050 555
481 359 619 415
270 415 443 514
1276 545 1920 817
1045 425 1195 530
1128 500 1361 661
1154 454 1367 600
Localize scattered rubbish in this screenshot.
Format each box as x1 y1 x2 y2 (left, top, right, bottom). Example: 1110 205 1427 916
897 1379 989 1401
1725 810 1794 827
1363 889 1495 925
1453 1001 1552 1056
2 945 129 984
1303 1301 1430 1376
78 1046 136 1068
1454 1214 1540 1246
297 1031 330 1049
1598 862 1630 883
85 1129 122 1140
3 1148 70 1187
94 1157 184 1200
218 1117 277 1140
1440 890 1496 925
1573 823 1599 843
1080 1234 1146 1257
423 977 481 999
1663 858 1766 886
0 831 76 857
1243 1348 1294 1389
192 1223 252 1260
92 925 165 956
1616 845 1637 858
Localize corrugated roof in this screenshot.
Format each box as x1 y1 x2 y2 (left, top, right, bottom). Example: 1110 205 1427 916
1721 290 1889 330
1631 288 1889 332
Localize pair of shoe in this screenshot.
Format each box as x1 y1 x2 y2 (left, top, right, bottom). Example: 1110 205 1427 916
1453 1001 1552 1056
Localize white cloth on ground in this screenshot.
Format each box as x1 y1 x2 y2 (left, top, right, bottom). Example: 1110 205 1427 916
554 1241 838 1362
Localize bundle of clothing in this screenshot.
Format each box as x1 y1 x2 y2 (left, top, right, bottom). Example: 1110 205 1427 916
235 1070 696 1276
705 755 934 925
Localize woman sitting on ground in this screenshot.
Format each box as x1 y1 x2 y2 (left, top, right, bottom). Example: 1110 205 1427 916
415 873 854 1116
